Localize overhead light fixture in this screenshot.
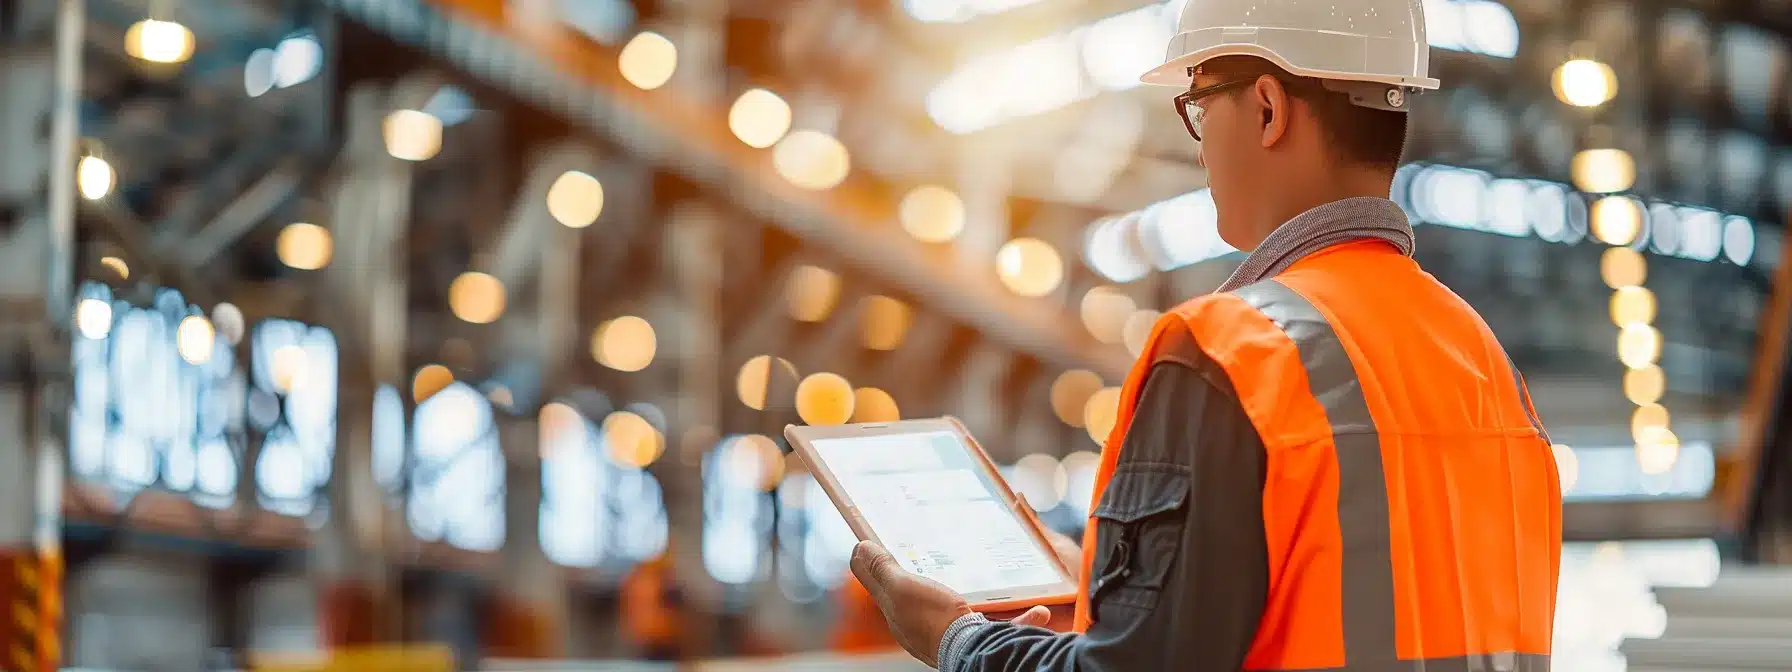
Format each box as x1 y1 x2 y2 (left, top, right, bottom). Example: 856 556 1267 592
728 88 792 149
546 170 605 228
618 31 678 90
1553 58 1618 107
773 130 851 191
126 19 195 64
1572 149 1637 194
383 109 444 161
276 223 333 271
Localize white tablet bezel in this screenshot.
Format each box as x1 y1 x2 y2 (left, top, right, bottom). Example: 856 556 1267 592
785 416 1078 610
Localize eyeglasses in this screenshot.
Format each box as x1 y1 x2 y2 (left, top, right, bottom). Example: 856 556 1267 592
1173 78 1257 142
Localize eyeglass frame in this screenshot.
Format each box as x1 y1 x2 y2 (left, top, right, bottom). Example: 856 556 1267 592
1173 73 1322 142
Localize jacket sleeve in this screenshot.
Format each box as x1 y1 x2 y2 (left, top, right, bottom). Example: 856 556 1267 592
939 330 1271 672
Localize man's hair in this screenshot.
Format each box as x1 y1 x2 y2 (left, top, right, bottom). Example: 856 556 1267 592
1201 56 1410 172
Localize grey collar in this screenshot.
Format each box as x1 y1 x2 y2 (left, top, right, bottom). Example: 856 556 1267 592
1216 197 1415 293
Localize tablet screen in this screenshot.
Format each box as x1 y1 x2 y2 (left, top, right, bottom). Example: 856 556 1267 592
810 430 1066 596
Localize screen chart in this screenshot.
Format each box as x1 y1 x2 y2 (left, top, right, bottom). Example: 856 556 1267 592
811 430 1064 595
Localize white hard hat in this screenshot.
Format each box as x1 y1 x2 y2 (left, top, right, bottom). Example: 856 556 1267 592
1141 0 1441 99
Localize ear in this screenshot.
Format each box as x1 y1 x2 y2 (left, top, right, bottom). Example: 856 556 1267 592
1252 75 1291 149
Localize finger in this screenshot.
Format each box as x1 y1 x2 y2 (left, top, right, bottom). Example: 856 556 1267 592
849 541 902 598
1009 605 1053 628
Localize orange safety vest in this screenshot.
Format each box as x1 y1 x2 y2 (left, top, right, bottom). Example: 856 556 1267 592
1074 240 1561 670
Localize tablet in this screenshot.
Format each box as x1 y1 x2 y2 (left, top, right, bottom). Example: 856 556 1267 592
785 417 1078 611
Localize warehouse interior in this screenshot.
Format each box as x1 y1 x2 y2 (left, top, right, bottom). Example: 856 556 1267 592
0 0 1790 669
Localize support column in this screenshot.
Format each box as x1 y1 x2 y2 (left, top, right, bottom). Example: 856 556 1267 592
957 145 1012 267
0 1 79 669
314 82 412 648
485 143 589 658
316 377 394 648
487 416 564 658
661 203 725 657
668 0 729 105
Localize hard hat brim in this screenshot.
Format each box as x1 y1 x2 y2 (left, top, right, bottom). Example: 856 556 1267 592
1139 43 1442 91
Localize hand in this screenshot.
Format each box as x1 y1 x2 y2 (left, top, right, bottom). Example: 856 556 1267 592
852 541 977 666
1017 494 1084 574
851 541 1060 666
850 541 969 666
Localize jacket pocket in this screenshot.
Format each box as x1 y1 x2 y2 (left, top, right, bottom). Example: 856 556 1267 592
1087 462 1191 620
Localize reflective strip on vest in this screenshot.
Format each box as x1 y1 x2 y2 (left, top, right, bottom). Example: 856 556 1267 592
1231 280 1550 672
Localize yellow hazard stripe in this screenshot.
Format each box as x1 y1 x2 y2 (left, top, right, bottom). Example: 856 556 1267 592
0 552 62 672
12 602 32 632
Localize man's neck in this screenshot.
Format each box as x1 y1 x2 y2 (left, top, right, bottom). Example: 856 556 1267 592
1240 170 1392 251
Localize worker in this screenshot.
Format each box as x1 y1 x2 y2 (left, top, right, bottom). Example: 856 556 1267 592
848 0 1563 669
620 550 681 660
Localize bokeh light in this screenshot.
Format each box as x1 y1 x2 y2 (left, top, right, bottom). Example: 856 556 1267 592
270 344 309 393
773 130 852 191
861 295 911 351
1609 286 1656 327
211 303 245 345
1636 430 1680 475
125 19 195 64
728 88 792 149
75 299 113 340
1624 366 1665 406
1050 369 1103 428
276 223 333 271
1012 454 1068 511
1591 196 1642 246
593 315 657 372
899 186 966 243
1080 286 1135 345
1122 309 1161 357
850 387 900 423
995 238 1064 298
99 256 130 280
1573 149 1636 194
787 265 842 323
383 109 444 162
1552 58 1618 107
546 170 605 228
175 315 215 365
1083 387 1121 445
736 355 799 411
1552 444 1579 494
605 411 665 468
1617 324 1662 369
448 272 506 324
1630 403 1670 444
721 434 786 491
1600 247 1647 288
795 373 855 426
412 364 455 403
618 31 678 90
538 401 585 458
77 155 115 201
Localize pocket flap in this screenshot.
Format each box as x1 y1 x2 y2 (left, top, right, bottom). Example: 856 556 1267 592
1090 463 1192 523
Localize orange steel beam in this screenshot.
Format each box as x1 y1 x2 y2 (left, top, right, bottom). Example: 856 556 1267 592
343 0 1132 382
1727 225 1792 534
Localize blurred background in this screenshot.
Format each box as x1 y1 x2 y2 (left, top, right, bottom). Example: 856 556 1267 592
0 0 1788 669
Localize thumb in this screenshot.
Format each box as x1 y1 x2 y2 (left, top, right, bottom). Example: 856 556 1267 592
1008 605 1053 628
850 540 901 592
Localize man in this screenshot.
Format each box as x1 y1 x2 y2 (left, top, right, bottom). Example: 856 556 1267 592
849 0 1563 669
